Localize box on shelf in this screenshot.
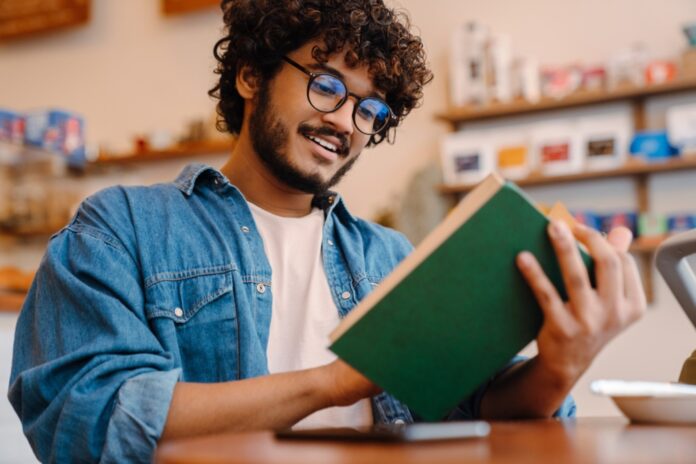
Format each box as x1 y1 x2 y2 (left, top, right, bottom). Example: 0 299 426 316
630 130 679 161
667 103 696 153
667 214 696 233
577 114 632 171
24 109 86 168
0 110 25 145
531 122 583 176
638 213 668 239
599 212 639 237
449 22 489 107
492 131 531 180
440 131 494 185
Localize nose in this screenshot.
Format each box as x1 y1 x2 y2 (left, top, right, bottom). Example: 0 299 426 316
320 97 355 137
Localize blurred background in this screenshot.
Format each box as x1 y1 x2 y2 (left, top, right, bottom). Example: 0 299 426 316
1 1 696 461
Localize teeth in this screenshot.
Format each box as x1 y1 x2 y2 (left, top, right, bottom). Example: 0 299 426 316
307 135 338 153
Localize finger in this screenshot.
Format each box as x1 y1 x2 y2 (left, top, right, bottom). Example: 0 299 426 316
619 251 647 321
607 226 633 252
548 221 593 311
572 224 623 306
516 251 574 328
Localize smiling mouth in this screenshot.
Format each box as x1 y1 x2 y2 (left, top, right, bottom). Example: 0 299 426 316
303 133 340 154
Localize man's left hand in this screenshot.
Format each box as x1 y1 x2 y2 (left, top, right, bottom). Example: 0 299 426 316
516 221 647 386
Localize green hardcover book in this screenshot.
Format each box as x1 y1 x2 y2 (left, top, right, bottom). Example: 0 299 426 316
329 173 592 421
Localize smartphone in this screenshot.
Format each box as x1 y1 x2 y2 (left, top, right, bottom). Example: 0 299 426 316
275 421 490 442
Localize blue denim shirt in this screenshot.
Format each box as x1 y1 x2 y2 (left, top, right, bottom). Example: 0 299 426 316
9 164 574 463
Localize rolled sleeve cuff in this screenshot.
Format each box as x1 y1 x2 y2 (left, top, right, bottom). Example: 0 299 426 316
101 368 181 463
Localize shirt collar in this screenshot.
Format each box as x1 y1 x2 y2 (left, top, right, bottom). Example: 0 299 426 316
174 163 358 223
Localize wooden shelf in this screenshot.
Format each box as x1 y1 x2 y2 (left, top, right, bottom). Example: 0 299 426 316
436 75 696 125
95 139 235 166
438 155 696 195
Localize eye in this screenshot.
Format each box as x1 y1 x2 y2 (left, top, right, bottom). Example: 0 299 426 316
310 75 345 98
357 99 388 123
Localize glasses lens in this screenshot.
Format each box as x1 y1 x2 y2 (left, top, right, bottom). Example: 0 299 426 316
355 97 391 134
308 74 346 112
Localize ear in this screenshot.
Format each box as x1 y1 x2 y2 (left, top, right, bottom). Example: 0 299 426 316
236 64 260 99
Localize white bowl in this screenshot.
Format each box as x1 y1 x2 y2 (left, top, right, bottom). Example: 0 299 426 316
590 380 696 424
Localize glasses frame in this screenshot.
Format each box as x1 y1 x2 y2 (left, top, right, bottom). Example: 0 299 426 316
282 56 394 136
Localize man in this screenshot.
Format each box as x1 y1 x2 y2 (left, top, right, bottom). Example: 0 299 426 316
9 0 646 462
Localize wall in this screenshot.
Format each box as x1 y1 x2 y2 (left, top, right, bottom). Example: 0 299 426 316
2 2 696 460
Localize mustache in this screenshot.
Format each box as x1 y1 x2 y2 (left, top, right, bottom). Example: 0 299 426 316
298 123 350 156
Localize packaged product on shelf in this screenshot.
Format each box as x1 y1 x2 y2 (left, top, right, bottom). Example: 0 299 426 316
514 57 541 103
488 33 513 103
449 21 489 106
571 210 603 231
24 109 86 168
0 109 25 145
493 131 531 180
666 103 696 154
638 213 668 239
530 122 583 176
577 114 632 170
599 212 639 237
629 130 679 161
667 214 696 234
644 60 677 85
541 66 582 99
607 45 648 89
440 131 494 185
581 66 607 92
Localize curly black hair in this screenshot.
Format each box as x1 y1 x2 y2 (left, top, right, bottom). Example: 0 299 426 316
209 0 433 146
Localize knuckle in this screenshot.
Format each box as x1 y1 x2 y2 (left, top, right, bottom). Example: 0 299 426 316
567 272 587 290
598 252 621 273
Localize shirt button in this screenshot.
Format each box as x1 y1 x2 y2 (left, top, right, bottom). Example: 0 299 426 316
393 419 406 425
174 307 184 317
241 226 250 233
341 291 351 300
327 240 334 246
256 283 266 294
328 196 334 204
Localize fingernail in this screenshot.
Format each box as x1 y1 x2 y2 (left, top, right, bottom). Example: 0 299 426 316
548 221 567 238
517 251 533 267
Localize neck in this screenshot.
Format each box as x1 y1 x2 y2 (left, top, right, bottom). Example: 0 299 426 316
221 129 315 218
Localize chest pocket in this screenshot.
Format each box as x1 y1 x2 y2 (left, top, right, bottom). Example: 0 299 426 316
144 264 239 382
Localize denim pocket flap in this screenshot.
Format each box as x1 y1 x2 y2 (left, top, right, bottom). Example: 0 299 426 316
144 264 236 323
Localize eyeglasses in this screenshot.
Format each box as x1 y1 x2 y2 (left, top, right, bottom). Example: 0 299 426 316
282 56 394 136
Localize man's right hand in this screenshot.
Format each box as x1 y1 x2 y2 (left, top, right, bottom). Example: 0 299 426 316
322 359 382 407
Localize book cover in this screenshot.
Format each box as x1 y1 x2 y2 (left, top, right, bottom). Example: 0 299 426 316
329 173 592 421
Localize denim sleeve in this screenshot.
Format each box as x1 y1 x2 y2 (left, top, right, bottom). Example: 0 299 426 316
443 355 576 420
8 223 180 463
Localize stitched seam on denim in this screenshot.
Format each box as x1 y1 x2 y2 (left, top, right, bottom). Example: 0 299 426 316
146 285 234 322
145 264 237 288
241 275 272 285
67 223 127 253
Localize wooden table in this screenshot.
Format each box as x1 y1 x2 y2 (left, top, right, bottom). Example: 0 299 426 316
155 418 696 464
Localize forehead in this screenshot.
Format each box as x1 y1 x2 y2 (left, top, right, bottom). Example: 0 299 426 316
287 40 379 98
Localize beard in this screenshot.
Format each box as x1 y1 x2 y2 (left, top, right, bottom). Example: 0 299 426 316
248 81 360 195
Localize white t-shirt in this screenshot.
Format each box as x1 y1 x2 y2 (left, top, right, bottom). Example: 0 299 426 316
248 202 372 429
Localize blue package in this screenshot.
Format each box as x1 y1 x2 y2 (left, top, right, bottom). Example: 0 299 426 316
24 109 86 168
599 212 639 236
0 109 25 144
667 214 696 233
629 130 679 161
571 210 603 231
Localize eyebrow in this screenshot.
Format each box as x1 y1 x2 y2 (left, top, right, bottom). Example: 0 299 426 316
306 62 382 99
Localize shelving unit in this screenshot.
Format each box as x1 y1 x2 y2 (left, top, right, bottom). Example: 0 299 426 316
95 138 235 166
436 75 696 129
437 76 696 303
